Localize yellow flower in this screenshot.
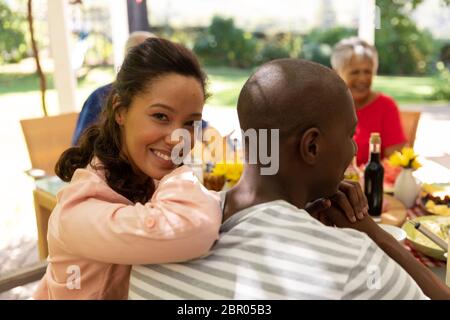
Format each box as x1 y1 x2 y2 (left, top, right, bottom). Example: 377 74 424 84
211 162 243 182
227 163 243 181
211 163 227 177
387 147 421 170
388 151 403 167
411 158 422 170
401 147 416 160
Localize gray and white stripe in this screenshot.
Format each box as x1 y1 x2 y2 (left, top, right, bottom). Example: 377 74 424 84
129 201 428 300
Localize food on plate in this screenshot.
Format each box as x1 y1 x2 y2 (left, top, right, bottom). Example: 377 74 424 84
413 218 450 249
421 183 450 215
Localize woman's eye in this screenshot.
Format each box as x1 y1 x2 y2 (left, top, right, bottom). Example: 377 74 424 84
152 113 168 121
184 120 195 127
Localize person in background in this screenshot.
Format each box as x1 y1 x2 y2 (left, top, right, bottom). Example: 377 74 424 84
34 38 221 300
72 31 156 145
331 37 406 166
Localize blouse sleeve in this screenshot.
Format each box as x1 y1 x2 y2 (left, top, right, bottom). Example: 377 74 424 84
55 166 222 265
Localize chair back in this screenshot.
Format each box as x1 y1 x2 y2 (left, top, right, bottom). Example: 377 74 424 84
20 112 78 175
399 111 421 148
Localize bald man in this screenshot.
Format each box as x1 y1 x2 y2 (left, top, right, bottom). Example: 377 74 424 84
129 59 450 300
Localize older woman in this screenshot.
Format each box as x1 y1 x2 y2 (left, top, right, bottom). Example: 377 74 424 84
331 37 406 166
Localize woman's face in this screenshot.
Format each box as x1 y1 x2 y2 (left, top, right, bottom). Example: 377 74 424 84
116 73 204 180
338 55 374 104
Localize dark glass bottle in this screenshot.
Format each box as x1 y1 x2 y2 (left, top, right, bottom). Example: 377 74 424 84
364 132 384 216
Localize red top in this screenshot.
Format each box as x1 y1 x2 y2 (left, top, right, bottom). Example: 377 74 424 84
355 94 406 166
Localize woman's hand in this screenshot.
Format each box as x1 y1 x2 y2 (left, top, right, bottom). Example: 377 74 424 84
307 180 368 225
331 180 368 222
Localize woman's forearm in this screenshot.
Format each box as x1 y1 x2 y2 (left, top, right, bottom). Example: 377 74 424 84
368 225 450 300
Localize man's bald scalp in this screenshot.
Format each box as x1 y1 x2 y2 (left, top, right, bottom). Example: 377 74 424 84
237 59 351 135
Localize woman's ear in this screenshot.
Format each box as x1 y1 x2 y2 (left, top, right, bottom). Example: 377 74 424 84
113 95 126 126
300 127 321 165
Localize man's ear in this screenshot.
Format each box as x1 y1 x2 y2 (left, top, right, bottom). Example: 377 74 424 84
113 94 126 125
300 127 321 165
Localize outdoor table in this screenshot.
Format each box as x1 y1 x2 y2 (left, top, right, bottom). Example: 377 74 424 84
34 176 66 260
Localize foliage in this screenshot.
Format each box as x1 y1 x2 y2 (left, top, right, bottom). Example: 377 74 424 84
431 62 450 100
258 33 302 63
301 27 357 67
83 32 113 66
193 16 258 68
375 0 438 75
0 0 28 64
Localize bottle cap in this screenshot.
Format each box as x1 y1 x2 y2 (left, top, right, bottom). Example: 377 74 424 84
370 132 381 144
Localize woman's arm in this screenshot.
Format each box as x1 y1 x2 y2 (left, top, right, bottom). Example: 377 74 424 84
326 206 450 299
56 166 222 265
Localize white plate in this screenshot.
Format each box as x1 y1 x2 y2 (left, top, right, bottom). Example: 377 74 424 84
379 224 407 243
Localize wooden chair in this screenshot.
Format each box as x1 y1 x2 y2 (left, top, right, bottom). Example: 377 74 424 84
399 111 421 148
20 113 77 261
0 262 47 294
20 112 78 176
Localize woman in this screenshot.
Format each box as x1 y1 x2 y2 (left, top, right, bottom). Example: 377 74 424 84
331 37 406 166
34 38 221 299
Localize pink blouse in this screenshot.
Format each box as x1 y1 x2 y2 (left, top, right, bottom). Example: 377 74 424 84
33 162 221 299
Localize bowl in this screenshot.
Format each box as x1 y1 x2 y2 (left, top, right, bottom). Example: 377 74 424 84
402 216 450 261
379 224 407 243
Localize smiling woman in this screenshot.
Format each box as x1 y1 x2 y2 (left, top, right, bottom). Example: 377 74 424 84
331 37 407 166
33 38 222 300
115 74 204 180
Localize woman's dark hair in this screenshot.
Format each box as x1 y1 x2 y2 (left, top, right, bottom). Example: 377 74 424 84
56 38 207 203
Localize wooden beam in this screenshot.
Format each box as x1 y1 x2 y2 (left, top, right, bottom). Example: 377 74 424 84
358 0 377 45
47 0 77 113
0 261 47 294
109 0 129 72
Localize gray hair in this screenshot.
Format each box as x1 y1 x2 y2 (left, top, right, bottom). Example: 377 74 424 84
331 37 378 73
125 31 157 53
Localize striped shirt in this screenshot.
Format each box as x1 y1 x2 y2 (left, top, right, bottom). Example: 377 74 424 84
129 200 428 300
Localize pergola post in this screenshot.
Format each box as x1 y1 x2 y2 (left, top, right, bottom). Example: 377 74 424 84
47 0 77 113
109 0 129 73
358 0 377 45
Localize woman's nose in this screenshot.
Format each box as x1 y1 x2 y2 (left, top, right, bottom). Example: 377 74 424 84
164 126 192 148
164 131 182 146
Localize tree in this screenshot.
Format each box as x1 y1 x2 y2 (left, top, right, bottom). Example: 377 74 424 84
375 0 445 75
301 27 357 68
27 0 47 116
193 16 258 68
0 0 27 64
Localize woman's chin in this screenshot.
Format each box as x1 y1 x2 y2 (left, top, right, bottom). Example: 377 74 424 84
352 90 371 103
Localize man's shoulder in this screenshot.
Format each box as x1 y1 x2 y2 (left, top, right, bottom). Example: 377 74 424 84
89 83 113 100
222 200 372 250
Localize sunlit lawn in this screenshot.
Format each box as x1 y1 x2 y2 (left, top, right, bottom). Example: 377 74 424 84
205 67 446 108
0 66 446 113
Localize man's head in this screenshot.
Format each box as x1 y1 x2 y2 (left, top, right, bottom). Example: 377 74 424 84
237 59 357 203
125 31 157 53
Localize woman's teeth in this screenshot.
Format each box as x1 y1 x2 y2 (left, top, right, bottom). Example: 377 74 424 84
154 150 171 161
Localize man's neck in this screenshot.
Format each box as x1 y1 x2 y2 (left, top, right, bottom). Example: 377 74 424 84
222 165 309 222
